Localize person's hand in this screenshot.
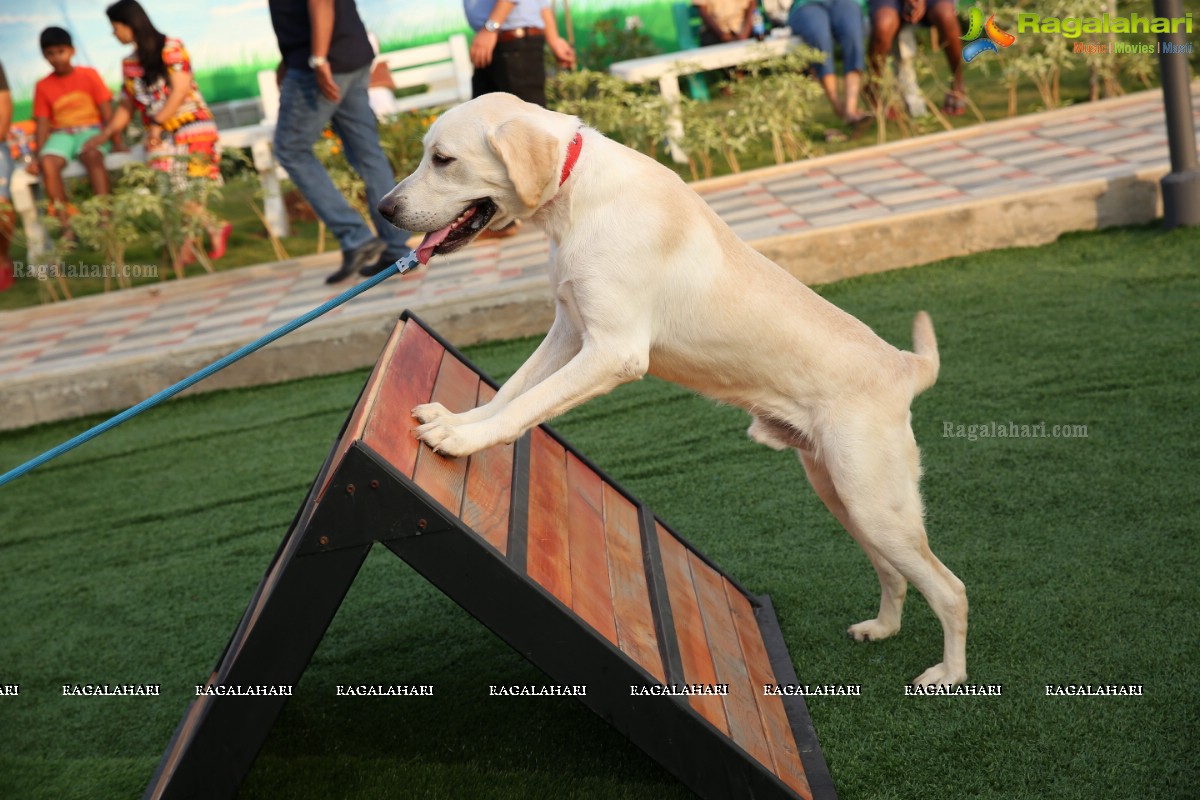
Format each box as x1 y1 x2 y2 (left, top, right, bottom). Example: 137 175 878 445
25 160 39 176
80 133 108 153
471 30 499 68
903 0 926 24
548 36 576 70
314 62 340 102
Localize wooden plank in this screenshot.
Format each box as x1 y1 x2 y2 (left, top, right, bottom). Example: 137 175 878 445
525 429 571 605
688 546 773 772
318 324 405 497
656 526 729 734
461 383 512 555
602 486 665 682
728 588 814 799
361 322 443 479
411 351 479 515
565 454 619 646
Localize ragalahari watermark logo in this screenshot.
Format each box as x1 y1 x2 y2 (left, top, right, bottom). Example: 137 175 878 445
962 7 1016 62
1018 10 1194 55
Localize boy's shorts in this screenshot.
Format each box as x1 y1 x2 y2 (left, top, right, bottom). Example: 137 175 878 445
41 126 110 162
0 147 12 202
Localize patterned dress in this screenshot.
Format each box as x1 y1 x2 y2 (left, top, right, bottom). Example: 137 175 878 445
121 38 220 190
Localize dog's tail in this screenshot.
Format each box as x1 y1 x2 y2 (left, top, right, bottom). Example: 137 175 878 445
907 311 940 396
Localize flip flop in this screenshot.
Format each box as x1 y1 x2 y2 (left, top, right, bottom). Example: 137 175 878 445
943 92 966 117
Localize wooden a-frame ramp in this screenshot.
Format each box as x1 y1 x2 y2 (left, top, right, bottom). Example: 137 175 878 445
144 312 836 800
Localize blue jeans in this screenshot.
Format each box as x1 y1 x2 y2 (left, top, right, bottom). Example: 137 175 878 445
0 147 13 202
274 64 410 255
789 0 867 78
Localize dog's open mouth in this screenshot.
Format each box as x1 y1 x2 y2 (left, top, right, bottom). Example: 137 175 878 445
414 199 497 264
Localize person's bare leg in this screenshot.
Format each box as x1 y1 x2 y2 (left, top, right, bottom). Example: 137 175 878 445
78 148 110 197
819 72 845 119
867 8 901 109
40 155 70 224
844 71 864 120
928 3 965 99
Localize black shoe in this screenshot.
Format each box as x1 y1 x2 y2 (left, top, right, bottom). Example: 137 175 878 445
326 238 388 284
359 251 405 277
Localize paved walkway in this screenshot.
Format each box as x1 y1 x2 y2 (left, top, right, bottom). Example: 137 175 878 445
1 87 1197 429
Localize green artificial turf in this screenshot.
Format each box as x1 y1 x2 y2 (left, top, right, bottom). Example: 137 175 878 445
1 222 1197 799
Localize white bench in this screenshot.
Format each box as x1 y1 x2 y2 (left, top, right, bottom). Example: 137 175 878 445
10 148 145 264
611 33 799 163
256 34 472 123
610 27 926 164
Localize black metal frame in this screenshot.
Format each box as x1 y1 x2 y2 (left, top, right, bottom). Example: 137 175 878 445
143 313 836 800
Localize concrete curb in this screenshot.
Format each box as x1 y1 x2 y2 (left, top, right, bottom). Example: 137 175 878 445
756 166 1167 284
0 276 555 431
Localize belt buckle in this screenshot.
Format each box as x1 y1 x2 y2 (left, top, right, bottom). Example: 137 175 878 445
513 27 526 38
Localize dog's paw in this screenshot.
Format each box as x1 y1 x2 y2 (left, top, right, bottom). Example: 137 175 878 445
415 419 493 459
847 619 900 642
911 663 967 688
413 402 453 425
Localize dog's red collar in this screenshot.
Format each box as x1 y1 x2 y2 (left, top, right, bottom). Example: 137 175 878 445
559 131 583 186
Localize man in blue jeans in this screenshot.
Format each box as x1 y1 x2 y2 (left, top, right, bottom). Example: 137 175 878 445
268 0 411 283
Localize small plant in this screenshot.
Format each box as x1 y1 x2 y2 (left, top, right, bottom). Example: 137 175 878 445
549 69 669 158
377 110 442 180
726 47 827 165
70 178 163 290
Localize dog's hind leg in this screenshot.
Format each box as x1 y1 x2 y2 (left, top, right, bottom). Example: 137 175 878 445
799 449 908 643
748 415 909 642
824 424 968 686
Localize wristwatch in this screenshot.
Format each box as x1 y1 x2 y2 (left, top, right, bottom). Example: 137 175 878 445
483 19 501 33
307 54 328 69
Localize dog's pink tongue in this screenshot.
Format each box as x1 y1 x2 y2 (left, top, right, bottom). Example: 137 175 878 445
415 226 451 265
414 206 479 265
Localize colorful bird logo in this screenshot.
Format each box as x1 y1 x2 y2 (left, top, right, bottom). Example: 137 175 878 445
962 7 1016 62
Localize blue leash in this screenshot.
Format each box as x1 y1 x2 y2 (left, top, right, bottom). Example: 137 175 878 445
0 250 421 488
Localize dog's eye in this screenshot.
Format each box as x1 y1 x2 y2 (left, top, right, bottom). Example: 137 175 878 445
432 153 455 167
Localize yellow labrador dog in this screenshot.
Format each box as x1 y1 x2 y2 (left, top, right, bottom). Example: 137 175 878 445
377 93 967 687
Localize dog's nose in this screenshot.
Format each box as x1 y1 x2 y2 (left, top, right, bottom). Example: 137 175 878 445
377 193 400 222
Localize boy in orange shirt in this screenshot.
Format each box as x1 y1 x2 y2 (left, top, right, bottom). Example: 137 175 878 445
30 26 115 232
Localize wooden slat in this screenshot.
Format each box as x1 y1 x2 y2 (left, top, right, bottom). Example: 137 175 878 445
411 351 480 515
566 454 619 646
688 546 773 771
525 429 571 605
602 486 665 682
656 527 729 734
318 324 406 497
727 587 814 799
461 383 512 554
361 322 444 479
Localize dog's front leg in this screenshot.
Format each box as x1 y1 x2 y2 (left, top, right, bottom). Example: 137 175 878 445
413 309 581 428
416 337 646 458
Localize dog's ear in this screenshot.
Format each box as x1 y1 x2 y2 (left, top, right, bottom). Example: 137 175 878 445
487 116 560 210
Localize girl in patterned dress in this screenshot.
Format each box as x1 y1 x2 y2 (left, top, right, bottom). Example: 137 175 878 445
84 0 231 274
